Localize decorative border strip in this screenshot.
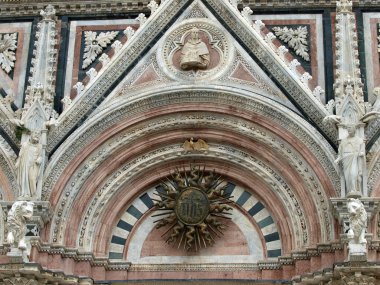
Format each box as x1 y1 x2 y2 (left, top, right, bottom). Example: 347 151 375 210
27 238 346 272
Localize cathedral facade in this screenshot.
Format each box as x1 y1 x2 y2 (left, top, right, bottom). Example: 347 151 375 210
0 0 380 284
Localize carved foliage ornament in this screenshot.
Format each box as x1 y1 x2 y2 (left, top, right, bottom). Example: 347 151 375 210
272 26 310 61
0 33 17 74
154 166 233 251
82 31 119 69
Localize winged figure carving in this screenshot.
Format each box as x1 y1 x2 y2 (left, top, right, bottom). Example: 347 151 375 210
182 138 209 151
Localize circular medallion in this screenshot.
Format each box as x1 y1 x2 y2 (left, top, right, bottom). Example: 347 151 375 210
153 167 233 251
158 19 234 82
175 187 210 225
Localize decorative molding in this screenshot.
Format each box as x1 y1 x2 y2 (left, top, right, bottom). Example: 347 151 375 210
0 263 95 285
81 31 119 69
43 90 339 204
45 107 336 248
0 33 17 74
272 26 310 61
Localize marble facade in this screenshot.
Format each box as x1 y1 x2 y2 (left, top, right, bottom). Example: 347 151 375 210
0 0 380 284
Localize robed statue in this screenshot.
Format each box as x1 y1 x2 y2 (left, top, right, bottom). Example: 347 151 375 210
15 131 43 198
335 125 365 196
180 27 210 70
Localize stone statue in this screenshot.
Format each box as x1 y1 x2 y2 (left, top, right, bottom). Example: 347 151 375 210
335 125 365 196
6 201 34 250
180 27 210 70
347 198 367 245
15 131 43 198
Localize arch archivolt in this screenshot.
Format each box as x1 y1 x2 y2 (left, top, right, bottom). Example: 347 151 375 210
43 88 339 201
367 140 380 196
0 135 18 200
46 109 337 254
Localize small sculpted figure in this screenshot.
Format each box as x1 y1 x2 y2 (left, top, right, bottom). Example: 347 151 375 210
180 27 210 70
183 137 209 151
15 131 43 198
335 125 365 195
6 201 34 250
347 198 367 245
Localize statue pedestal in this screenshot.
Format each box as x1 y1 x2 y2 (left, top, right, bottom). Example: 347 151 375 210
348 243 367 262
7 247 28 262
346 191 362 198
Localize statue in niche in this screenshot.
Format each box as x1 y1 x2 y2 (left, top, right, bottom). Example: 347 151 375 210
180 27 210 70
347 198 367 245
7 201 34 250
15 131 43 198
335 125 365 196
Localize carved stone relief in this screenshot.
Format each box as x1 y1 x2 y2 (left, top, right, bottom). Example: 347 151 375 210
82 31 119 69
6 201 34 251
15 131 43 199
158 19 234 81
0 33 17 74
272 26 310 61
347 198 367 260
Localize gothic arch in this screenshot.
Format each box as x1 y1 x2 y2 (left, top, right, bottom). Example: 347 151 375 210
42 87 339 257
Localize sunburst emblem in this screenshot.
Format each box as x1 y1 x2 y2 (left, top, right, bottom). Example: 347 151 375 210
153 166 233 251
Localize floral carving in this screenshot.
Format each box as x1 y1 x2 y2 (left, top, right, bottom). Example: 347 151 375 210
82 30 119 69
0 33 18 74
272 26 310 61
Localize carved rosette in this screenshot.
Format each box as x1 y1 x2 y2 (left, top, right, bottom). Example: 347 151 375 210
153 166 233 251
158 19 234 81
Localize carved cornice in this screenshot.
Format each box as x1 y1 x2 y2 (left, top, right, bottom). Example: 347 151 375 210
30 239 131 270
0 262 94 285
0 0 379 18
27 239 351 273
292 263 380 285
0 1 151 17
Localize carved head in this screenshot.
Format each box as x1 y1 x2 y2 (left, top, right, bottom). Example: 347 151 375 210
190 27 200 41
346 125 356 137
30 131 40 144
22 202 34 219
8 201 34 221
347 198 364 216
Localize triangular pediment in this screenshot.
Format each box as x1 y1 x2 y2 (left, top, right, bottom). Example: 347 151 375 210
49 0 336 153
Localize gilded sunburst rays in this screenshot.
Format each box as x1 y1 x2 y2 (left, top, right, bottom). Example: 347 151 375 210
153 166 233 251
